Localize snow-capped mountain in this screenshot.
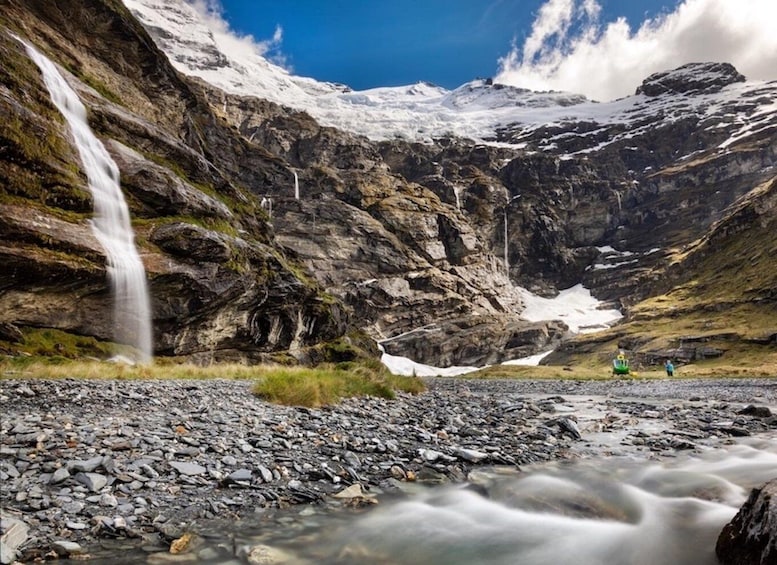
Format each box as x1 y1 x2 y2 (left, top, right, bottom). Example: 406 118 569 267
123 0 777 157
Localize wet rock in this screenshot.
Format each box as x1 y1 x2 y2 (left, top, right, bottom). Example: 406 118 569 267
716 479 777 565
243 543 296 564
1 377 775 560
738 405 773 418
51 540 85 557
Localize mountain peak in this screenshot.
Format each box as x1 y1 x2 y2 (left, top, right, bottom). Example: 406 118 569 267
635 62 746 97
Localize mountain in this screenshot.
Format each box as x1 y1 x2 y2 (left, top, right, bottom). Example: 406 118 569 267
1 0 775 370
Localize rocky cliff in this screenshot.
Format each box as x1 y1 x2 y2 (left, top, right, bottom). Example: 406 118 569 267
0 0 350 363
1 0 775 368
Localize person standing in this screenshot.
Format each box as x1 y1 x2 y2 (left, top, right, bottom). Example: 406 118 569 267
664 359 674 377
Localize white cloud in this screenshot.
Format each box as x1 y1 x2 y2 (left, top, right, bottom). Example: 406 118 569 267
190 0 289 68
495 0 777 101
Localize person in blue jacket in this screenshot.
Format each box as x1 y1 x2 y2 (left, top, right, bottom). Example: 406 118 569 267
664 359 674 377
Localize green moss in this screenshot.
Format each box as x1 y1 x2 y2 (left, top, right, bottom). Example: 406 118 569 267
2 327 116 360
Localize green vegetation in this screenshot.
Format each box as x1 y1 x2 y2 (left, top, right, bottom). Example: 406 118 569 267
466 360 777 380
552 179 777 375
251 363 425 406
3 328 116 360
1 328 425 407
0 355 425 407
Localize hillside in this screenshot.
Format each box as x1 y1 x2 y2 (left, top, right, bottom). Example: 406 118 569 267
546 176 777 374
0 0 775 371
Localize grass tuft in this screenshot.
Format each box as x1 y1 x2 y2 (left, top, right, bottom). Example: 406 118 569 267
0 355 425 408
251 363 425 407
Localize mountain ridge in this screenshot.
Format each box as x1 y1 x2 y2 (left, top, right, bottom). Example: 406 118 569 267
0 0 775 371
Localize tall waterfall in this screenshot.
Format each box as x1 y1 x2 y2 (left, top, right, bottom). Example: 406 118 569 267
503 208 509 272
293 171 300 200
22 40 153 363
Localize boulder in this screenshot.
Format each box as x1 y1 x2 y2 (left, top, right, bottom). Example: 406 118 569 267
716 479 777 565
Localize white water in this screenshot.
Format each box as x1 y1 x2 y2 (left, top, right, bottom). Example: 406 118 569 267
22 41 153 363
174 440 776 565
293 170 300 200
503 207 509 273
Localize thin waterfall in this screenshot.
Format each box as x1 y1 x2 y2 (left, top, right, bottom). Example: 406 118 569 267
503 207 509 273
22 39 153 363
293 171 300 200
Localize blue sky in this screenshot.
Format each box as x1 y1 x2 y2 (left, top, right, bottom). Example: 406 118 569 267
208 0 777 100
215 0 678 90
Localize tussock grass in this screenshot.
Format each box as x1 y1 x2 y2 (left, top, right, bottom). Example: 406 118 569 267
251 363 425 407
0 356 426 407
0 358 259 380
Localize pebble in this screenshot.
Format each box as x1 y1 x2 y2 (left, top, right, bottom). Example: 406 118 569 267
0 377 775 563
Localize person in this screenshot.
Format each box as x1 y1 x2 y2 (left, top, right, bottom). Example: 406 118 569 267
664 359 674 377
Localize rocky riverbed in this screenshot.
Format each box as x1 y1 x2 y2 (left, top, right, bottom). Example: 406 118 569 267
1 377 776 563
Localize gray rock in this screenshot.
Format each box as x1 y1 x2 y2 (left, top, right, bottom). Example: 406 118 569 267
52 540 84 556
70 457 104 473
169 461 207 476
99 493 118 507
61 501 85 515
74 472 108 493
452 448 489 463
0 515 29 565
225 469 253 485
50 467 70 484
257 466 274 483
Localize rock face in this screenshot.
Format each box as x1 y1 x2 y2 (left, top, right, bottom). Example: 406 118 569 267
636 62 746 96
1 0 776 367
717 479 777 565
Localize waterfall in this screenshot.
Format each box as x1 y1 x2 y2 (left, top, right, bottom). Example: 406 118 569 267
22 40 153 364
503 208 509 273
293 171 300 200
453 185 461 210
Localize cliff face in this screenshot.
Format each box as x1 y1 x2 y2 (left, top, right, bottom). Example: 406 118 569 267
1 0 775 367
0 0 347 363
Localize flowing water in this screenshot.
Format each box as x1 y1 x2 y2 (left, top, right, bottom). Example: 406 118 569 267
71 439 776 565
22 40 153 363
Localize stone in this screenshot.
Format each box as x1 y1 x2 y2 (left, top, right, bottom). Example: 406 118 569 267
99 493 118 507
74 472 108 493
452 448 489 463
0 515 29 565
224 469 252 485
70 457 104 473
257 466 274 483
738 405 773 418
716 479 777 565
51 540 85 556
50 467 70 484
245 543 295 564
169 462 207 476
332 484 374 500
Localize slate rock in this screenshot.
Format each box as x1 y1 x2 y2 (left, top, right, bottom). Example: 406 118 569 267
169 461 207 476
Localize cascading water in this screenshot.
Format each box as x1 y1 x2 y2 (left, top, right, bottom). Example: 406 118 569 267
82 439 775 564
21 40 153 363
293 170 300 200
